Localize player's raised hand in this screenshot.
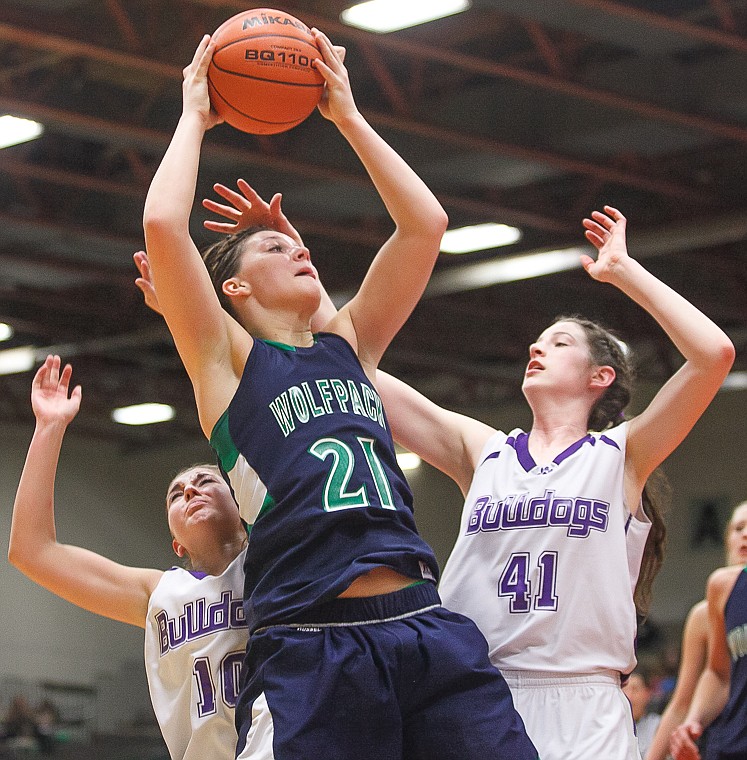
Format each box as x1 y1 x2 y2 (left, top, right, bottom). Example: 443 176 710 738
202 179 303 245
182 34 223 130
580 206 630 284
311 29 357 124
31 355 81 426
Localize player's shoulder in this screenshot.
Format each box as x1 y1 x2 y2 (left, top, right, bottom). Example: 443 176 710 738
707 564 745 600
591 420 628 448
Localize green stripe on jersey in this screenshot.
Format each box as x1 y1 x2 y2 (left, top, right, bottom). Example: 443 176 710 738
210 409 240 473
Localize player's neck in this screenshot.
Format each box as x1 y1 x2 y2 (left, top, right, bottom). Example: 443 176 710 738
243 304 315 348
527 415 590 464
191 537 246 577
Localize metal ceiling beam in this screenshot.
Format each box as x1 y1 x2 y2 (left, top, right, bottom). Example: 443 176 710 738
568 0 747 54
424 209 747 298
366 112 707 203
0 95 571 232
0 22 729 200
187 1 747 144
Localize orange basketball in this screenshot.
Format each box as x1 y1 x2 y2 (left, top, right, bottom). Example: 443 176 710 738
207 8 324 135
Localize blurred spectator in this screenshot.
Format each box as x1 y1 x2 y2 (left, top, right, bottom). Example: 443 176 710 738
624 670 662 758
0 694 43 753
33 700 61 754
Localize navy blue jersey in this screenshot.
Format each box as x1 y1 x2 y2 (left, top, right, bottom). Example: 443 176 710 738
706 567 747 760
210 333 438 632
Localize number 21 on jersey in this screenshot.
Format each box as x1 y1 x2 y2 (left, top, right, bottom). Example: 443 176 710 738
309 436 395 512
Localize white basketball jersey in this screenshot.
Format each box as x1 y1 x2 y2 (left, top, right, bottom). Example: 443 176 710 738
439 423 650 675
144 548 248 760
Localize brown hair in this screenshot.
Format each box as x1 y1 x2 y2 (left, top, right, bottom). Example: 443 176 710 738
558 315 670 618
201 226 272 318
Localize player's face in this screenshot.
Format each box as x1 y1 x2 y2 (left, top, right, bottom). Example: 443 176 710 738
725 503 747 566
235 229 320 309
165 467 241 545
522 321 595 394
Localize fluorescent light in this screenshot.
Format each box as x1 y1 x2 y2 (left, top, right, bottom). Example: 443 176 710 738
721 371 747 391
0 323 13 342
426 246 585 296
341 0 470 33
0 115 44 149
0 345 35 375
396 451 421 471
441 223 522 254
112 403 175 426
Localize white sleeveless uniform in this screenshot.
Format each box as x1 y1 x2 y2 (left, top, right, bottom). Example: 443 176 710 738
439 422 650 760
144 548 251 760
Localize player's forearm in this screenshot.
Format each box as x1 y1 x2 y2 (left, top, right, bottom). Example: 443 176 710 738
143 112 208 235
335 112 448 238
8 420 67 569
685 667 729 729
611 258 733 373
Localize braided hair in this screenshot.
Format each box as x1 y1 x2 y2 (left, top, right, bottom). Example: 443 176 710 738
557 315 670 618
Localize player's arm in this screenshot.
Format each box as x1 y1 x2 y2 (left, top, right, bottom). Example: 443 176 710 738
645 601 709 760
669 566 738 760
309 30 448 369
582 207 734 500
142 35 249 435
8 357 162 629
375 372 495 494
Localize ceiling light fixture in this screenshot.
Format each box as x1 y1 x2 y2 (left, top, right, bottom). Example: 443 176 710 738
721 371 747 391
0 115 44 149
426 246 585 296
341 0 471 33
112 403 175 426
0 346 36 375
441 223 523 254
0 323 13 342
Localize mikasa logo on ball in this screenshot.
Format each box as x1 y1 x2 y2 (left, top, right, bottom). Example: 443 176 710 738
242 10 309 33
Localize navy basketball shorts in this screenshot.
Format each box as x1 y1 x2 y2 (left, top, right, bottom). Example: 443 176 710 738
235 582 538 760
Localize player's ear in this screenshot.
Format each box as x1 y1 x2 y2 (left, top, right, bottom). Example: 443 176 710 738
590 365 615 390
172 538 186 558
222 277 251 298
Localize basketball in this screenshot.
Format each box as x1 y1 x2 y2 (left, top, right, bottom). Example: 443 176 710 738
207 8 324 135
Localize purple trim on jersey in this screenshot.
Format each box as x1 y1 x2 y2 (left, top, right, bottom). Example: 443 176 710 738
509 431 596 472
166 566 209 579
507 433 536 471
600 434 621 450
624 513 632 533
553 434 594 465
479 450 501 467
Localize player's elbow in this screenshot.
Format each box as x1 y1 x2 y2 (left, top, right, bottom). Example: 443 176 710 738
714 337 736 375
8 539 31 574
430 206 449 241
142 208 175 240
